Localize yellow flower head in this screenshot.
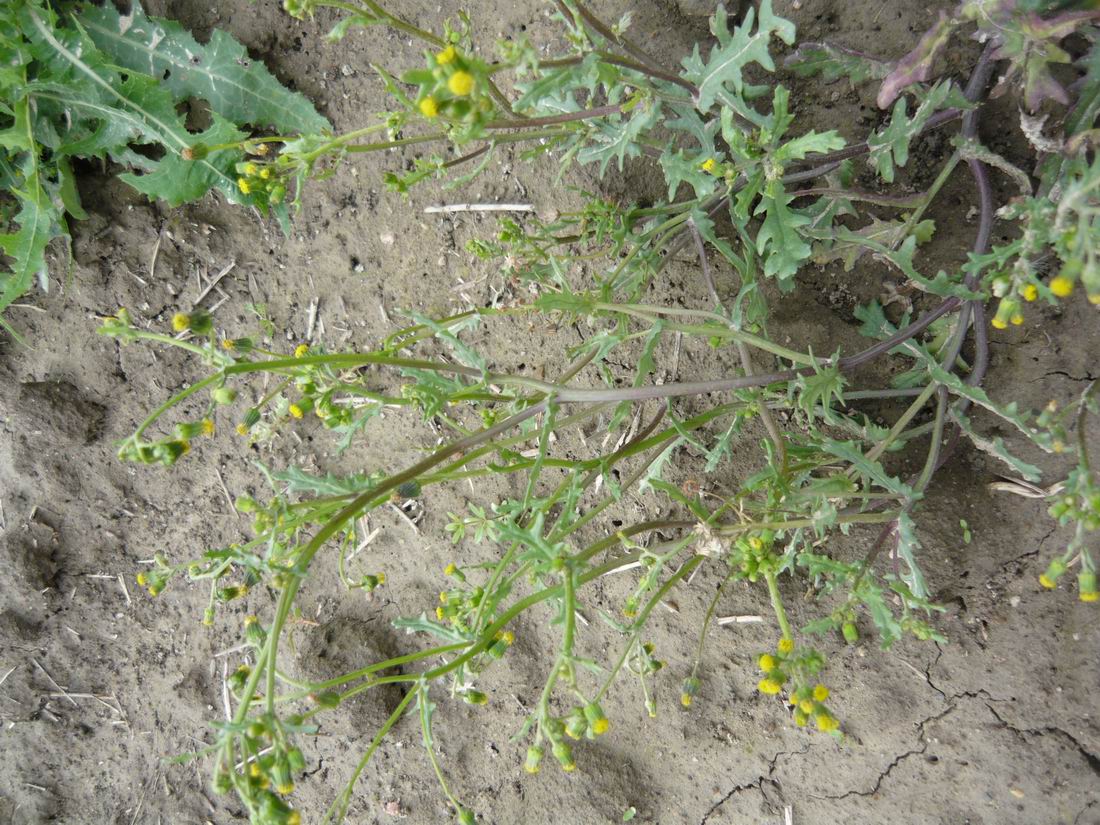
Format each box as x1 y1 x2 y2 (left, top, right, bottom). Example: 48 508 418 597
757 678 782 695
288 813 302 825
1022 283 1038 302
419 96 439 118
171 312 190 332
758 653 777 672
499 630 515 645
991 316 1008 330
238 177 251 195
1039 573 1056 589
1081 591 1099 603
1010 313 1024 326
816 714 840 733
243 163 258 176
700 157 717 173
444 562 457 576
436 44 457 64
591 717 610 735
1089 292 1100 305
777 637 794 655
249 763 263 778
799 699 815 714
222 338 235 350
294 343 309 358
436 605 445 620
1050 276 1074 298
812 683 829 702
236 423 250 436
136 572 148 586
289 404 304 419
680 693 693 708
201 418 215 436
448 70 475 96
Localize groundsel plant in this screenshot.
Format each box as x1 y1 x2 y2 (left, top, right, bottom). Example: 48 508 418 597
101 1 1100 823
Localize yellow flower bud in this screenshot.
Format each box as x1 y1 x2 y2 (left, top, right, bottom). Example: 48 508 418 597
991 316 1008 330
758 653 777 672
448 70 475 96
238 178 251 195
1050 276 1074 298
171 312 189 332
812 684 829 702
1022 283 1038 302
419 96 439 118
436 45 457 64
700 157 717 173
294 343 309 358
757 678 782 695
777 638 794 655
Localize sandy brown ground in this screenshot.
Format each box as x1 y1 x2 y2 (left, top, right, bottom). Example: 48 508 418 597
1 1 1098 823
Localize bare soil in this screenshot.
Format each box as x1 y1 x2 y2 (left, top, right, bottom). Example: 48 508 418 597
1 1 1098 824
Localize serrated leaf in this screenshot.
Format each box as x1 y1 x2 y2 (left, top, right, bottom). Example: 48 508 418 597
665 102 719 154
811 217 935 271
895 512 928 599
514 53 600 112
690 207 746 275
953 408 1042 482
120 114 246 207
820 438 914 498
921 358 1053 451
754 179 809 288
773 129 845 165
784 41 890 88
831 231 981 299
681 0 795 112
577 99 661 175
791 359 847 423
407 311 486 376
868 80 955 183
79 1 330 134
0 160 60 317
659 147 716 200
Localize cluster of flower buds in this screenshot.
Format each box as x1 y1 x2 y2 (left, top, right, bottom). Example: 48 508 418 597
408 44 495 139
213 713 306 825
756 639 840 733
135 553 174 597
730 530 779 583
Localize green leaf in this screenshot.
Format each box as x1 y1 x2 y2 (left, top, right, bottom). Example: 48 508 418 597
953 409 1042 482
895 512 928 599
407 311 486 376
867 80 955 183
119 114 246 207
773 129 845 165
681 0 795 112
659 147 716 200
826 232 982 300
79 1 330 134
0 158 60 316
754 178 809 288
577 99 661 175
791 359 847 423
514 53 600 112
784 41 890 88
810 217 935 272
819 438 914 498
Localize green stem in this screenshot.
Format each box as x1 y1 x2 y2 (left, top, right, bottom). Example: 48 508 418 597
764 570 792 641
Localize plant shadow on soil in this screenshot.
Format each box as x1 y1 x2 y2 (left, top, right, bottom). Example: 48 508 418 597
1 1 1099 824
